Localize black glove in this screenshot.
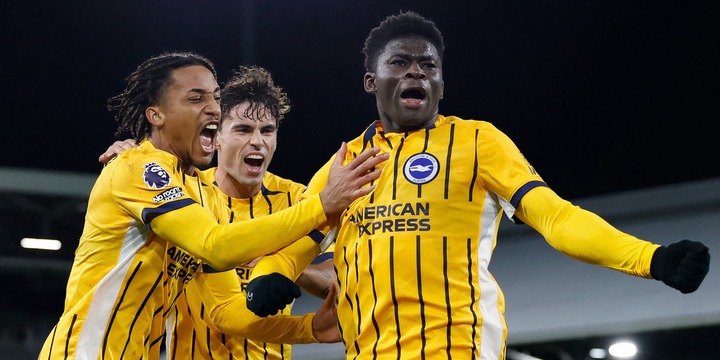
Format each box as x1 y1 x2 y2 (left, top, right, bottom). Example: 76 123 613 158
246 273 301 317
650 239 710 294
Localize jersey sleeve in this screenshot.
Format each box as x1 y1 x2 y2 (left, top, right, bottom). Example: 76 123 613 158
516 186 659 278
249 230 330 282
150 195 327 270
193 269 317 344
110 152 199 224
301 154 335 200
110 147 329 270
475 123 547 219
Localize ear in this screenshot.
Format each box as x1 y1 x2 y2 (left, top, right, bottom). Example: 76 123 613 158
146 107 164 127
440 80 445 100
364 72 377 94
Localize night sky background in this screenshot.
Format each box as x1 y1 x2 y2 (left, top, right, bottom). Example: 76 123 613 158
3 0 718 199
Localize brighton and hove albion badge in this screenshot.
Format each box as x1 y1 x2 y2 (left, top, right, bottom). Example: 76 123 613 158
403 153 439 185
143 162 171 189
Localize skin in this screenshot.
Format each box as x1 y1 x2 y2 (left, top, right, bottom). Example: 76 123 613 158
146 65 221 175
214 103 278 199
214 101 335 297
100 101 338 298
364 36 444 133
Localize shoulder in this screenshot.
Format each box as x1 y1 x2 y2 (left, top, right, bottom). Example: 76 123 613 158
263 172 306 193
108 141 181 189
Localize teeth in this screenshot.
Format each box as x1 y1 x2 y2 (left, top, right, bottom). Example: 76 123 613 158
205 124 218 130
246 155 263 160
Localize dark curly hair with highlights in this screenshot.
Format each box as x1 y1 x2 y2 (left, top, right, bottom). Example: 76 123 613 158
107 51 217 141
362 11 445 72
220 65 291 128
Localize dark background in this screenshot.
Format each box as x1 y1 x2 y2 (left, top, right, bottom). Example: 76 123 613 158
2 0 718 199
1 1 719 358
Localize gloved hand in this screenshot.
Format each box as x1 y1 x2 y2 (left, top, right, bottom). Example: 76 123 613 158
246 273 302 317
650 239 710 294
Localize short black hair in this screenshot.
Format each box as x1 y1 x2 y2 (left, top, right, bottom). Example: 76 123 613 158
362 11 445 72
220 65 290 127
107 51 217 141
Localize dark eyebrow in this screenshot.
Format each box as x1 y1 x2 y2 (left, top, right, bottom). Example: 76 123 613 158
188 87 221 95
392 53 437 62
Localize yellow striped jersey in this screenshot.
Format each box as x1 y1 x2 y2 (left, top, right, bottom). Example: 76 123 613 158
166 169 332 360
303 116 546 360
39 140 228 359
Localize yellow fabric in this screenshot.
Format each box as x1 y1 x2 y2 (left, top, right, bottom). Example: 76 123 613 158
303 116 547 360
192 270 316 344
516 186 659 277
150 190 326 271
39 140 227 359
168 170 326 360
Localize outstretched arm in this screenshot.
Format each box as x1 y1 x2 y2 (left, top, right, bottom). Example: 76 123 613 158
516 186 710 292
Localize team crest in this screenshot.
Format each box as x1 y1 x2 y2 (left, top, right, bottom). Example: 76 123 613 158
403 153 439 185
143 162 171 189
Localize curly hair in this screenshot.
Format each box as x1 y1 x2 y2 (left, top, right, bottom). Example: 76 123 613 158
220 65 291 127
107 51 217 141
362 11 445 72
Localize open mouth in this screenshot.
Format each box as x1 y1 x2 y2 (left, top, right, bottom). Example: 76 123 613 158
244 154 264 168
200 123 218 153
400 88 426 107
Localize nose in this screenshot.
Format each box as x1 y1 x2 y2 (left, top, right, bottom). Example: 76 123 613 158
249 129 264 147
206 97 221 118
404 62 426 79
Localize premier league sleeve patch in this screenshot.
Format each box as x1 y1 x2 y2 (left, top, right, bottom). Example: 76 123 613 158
143 162 172 189
403 153 439 185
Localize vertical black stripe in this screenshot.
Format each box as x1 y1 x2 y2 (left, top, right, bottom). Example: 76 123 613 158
280 343 285 360
389 237 402 360
163 288 186 318
444 124 455 199
261 190 273 214
416 235 427 360
443 237 452 358
227 196 235 223
249 196 255 219
65 315 76 360
206 326 213 359
286 190 293 208
469 129 479 202
191 329 196 359
392 138 404 201
263 343 269 359
418 129 431 198
47 325 56 360
196 176 204 206
348 243 361 360
102 262 143 359
243 338 249 360
467 239 478 359
120 271 163 359
368 240 381 358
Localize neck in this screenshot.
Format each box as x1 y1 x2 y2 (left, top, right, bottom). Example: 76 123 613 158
213 166 260 199
148 134 196 176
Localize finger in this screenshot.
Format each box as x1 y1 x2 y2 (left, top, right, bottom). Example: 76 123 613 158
351 152 389 175
347 146 381 170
